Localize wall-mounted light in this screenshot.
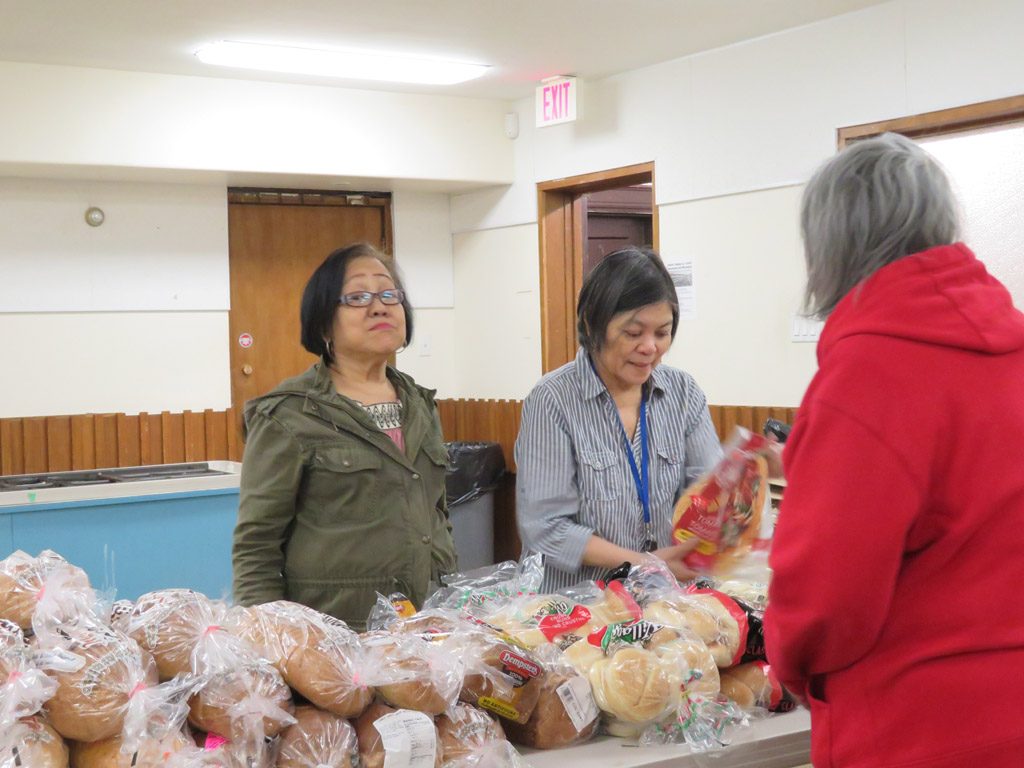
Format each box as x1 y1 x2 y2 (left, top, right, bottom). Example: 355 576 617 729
84 207 105 227
195 41 489 85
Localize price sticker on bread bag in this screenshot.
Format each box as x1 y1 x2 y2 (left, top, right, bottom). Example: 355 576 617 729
373 710 437 768
556 676 600 733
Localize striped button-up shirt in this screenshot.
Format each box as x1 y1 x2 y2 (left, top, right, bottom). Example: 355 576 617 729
515 348 723 592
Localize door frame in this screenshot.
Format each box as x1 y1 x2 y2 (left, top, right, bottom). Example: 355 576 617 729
536 162 657 373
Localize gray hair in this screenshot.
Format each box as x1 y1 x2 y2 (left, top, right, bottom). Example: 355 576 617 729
801 132 960 318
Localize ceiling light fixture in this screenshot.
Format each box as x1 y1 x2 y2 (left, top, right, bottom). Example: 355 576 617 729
195 40 488 85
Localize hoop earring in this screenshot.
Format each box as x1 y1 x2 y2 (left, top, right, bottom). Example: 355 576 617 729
324 338 333 359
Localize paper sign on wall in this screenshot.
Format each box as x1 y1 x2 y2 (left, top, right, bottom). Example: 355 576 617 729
536 77 577 127
664 258 696 319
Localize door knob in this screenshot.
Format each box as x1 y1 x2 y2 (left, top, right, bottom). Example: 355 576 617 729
242 364 254 376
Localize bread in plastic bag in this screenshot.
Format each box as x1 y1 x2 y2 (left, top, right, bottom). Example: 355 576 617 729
0 714 69 768
437 703 525 768
124 590 224 680
355 701 442 768
361 631 463 716
0 550 91 630
277 705 359 768
227 601 372 718
502 653 600 750
719 661 796 713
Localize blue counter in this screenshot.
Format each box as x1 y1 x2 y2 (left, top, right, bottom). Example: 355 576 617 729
0 463 240 602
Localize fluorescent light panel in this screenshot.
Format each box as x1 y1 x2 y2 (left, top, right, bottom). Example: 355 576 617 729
196 40 488 85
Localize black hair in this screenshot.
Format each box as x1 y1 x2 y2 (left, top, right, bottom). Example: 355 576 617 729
299 242 414 363
576 246 679 353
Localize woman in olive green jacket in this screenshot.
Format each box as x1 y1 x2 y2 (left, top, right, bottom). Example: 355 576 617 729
232 243 457 629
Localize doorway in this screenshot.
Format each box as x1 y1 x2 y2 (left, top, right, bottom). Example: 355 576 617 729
227 189 392 425
536 162 656 373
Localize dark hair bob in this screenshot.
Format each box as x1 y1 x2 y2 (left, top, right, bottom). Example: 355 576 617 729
576 246 679 353
300 242 413 363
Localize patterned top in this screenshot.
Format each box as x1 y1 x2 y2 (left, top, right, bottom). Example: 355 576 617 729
361 400 405 452
515 348 723 592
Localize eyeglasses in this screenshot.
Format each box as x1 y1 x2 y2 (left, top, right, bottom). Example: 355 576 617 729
337 289 405 308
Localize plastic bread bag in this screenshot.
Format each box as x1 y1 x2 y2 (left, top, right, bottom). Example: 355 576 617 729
188 624 294 739
638 692 748 753
502 645 600 750
0 550 93 630
423 554 544 618
1 621 83 730
436 703 528 768
225 601 373 718
200 730 279 768
355 701 443 768
452 627 545 725
0 714 69 768
361 630 464 716
367 591 420 632
718 661 797 714
671 428 777 578
122 590 226 681
34 612 158 743
276 705 360 768
108 600 135 634
69 674 199 767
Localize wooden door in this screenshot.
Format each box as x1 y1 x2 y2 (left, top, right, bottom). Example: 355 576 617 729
227 191 392 421
581 186 653 277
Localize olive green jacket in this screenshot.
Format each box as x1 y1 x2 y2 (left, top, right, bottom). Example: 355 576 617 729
231 361 457 629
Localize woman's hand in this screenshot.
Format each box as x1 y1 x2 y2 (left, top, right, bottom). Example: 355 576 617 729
651 538 701 582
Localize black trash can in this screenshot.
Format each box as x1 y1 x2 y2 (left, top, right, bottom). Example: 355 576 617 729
445 441 506 570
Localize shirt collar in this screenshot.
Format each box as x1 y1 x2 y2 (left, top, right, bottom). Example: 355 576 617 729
574 347 667 400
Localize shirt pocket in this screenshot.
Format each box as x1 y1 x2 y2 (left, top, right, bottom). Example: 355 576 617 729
302 444 382 525
655 443 686 504
577 448 624 502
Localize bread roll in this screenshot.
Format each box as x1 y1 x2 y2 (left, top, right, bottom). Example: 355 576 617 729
719 662 795 712
642 595 741 667
45 622 158 742
645 627 720 697
503 671 599 749
277 705 359 768
459 634 543 724
436 703 505 763
561 637 604 676
187 660 293 738
3 716 69 768
587 647 676 724
125 589 219 681
355 702 442 768
279 616 372 718
69 731 192 767
0 551 91 630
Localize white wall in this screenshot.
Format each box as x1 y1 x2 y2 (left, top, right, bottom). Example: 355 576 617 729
449 0 1024 406
0 61 513 187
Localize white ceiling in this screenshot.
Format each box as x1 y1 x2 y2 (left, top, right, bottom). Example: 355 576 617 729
1 0 890 100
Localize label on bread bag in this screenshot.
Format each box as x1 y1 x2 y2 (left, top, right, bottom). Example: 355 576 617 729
498 649 542 685
556 676 600 733
374 710 437 768
478 696 521 721
587 619 661 653
535 602 592 641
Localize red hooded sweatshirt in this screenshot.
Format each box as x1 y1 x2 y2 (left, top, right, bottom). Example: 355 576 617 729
765 243 1024 767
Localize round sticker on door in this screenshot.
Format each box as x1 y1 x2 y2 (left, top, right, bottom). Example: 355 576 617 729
238 333 254 348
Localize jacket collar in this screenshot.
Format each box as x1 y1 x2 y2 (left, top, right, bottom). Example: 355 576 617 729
574 347 667 400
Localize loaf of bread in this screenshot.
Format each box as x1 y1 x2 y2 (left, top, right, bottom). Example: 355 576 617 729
187 659 294 738
436 703 506 763
503 671 599 749
355 701 442 768
643 594 741 667
69 731 192 767
124 589 221 681
277 705 359 768
459 632 543 724
363 633 459 716
44 621 158 742
0 550 91 630
3 716 69 768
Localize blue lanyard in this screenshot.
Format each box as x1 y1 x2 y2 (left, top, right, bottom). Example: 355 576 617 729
614 393 651 527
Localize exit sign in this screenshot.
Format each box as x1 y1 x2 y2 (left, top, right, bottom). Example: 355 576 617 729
536 77 577 127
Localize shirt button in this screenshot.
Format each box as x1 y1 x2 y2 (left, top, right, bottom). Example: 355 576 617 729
411 473 420 480
342 460 351 467
421 535 431 544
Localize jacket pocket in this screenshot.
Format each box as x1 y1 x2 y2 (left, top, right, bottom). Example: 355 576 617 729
577 448 623 501
302 444 382 525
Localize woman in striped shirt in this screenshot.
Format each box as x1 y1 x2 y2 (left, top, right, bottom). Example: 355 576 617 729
516 247 722 592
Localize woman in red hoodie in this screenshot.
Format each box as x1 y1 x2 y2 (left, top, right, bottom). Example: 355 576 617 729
765 132 1024 767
